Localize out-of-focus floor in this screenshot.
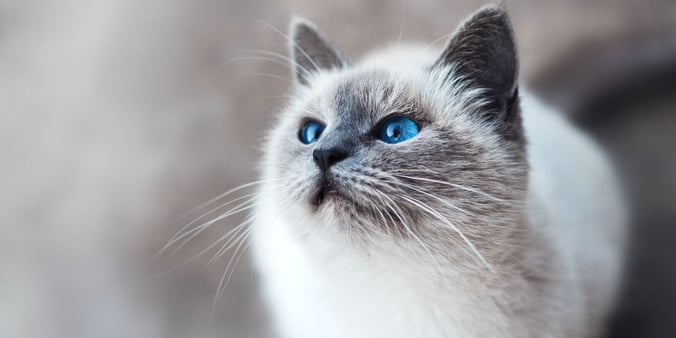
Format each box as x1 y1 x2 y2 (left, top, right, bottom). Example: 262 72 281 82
1 1 675 337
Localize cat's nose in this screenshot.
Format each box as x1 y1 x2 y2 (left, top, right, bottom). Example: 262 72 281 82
313 147 348 172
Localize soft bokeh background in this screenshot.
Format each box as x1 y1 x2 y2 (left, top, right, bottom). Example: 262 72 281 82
2 1 675 337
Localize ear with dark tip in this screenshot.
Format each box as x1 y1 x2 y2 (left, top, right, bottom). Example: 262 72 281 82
433 6 519 126
290 17 348 86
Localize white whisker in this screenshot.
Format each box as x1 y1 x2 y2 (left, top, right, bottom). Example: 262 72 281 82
253 49 314 80
400 194 494 273
253 19 323 73
395 1 406 53
229 56 310 78
208 228 253 329
392 171 506 202
150 218 251 279
398 180 475 216
243 72 292 83
188 177 289 215
169 198 259 257
372 189 445 275
206 217 255 266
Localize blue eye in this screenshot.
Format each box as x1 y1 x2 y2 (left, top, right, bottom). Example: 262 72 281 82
378 116 420 144
299 120 325 144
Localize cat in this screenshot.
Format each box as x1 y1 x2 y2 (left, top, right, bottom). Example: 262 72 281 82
251 5 627 338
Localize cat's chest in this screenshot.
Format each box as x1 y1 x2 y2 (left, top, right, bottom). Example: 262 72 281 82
312 264 475 337
253 210 518 338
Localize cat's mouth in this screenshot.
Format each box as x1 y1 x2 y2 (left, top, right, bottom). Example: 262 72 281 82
311 178 342 207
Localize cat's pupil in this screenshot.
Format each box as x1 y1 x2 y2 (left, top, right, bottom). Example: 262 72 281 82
392 127 400 139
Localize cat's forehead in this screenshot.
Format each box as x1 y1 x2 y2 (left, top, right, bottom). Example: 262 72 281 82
303 69 427 123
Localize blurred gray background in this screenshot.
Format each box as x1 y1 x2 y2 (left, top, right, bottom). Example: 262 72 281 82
2 1 676 337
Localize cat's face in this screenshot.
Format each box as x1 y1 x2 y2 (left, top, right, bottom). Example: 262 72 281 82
262 7 528 259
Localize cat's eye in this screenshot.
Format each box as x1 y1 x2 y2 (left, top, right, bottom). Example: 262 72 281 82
378 116 420 144
299 120 325 144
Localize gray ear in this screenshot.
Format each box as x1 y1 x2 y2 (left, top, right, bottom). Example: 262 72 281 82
433 6 519 129
290 18 348 86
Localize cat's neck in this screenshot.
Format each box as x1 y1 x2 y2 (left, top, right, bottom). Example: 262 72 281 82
289 214 560 336
299 209 542 284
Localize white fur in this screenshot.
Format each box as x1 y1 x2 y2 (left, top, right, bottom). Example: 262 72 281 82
252 45 626 338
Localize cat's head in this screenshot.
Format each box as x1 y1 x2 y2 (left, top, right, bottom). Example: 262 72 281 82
261 6 528 263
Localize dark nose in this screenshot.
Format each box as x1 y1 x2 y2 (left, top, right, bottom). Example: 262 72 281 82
313 147 348 172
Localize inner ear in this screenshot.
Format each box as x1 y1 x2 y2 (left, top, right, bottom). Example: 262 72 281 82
433 6 518 116
290 18 348 86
